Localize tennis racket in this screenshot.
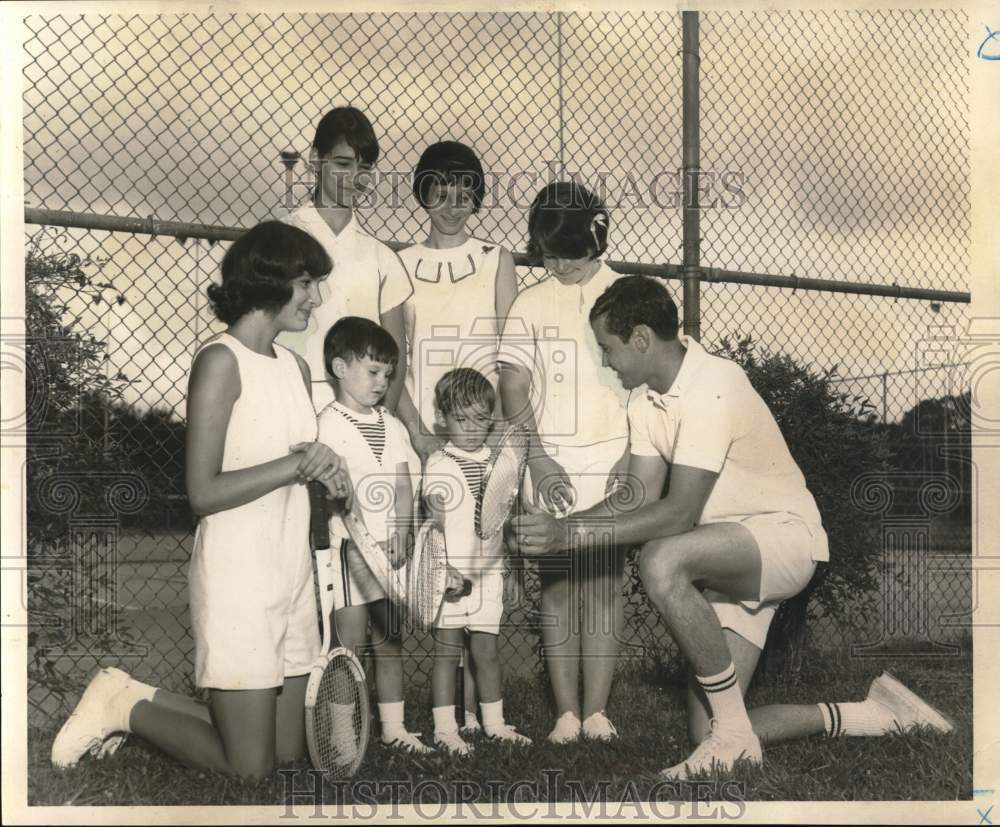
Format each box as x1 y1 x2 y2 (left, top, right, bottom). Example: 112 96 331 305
478 424 531 603
340 508 409 608
304 544 370 779
477 424 530 540
409 519 470 629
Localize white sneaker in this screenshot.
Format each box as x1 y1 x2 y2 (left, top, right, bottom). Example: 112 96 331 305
486 723 532 746
547 711 582 744
460 715 482 736
582 711 618 741
434 730 474 756
868 672 955 734
383 730 435 754
51 667 133 769
659 720 762 780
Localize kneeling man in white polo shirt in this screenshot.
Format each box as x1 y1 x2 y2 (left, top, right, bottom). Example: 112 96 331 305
514 275 953 779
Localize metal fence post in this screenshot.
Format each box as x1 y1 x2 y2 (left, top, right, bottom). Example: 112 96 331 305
681 10 701 341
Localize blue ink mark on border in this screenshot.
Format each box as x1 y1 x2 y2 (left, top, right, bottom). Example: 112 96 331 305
975 789 997 796
977 26 1000 60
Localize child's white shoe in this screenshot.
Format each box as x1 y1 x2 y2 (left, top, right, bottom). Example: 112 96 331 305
582 711 619 741
51 668 133 769
434 730 474 756
547 711 582 744
486 723 532 746
383 730 435 754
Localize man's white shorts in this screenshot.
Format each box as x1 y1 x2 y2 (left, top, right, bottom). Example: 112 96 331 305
330 537 387 611
435 572 505 635
705 514 824 649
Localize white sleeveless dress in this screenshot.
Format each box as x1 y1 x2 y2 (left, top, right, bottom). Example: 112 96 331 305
188 333 321 690
399 238 502 434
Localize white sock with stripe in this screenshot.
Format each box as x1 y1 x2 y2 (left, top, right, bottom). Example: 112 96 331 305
818 701 894 737
696 663 752 733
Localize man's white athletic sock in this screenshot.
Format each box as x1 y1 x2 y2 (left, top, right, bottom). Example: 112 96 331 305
696 663 752 733
818 701 893 737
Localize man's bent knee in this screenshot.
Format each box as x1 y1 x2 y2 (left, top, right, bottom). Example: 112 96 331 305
639 538 687 593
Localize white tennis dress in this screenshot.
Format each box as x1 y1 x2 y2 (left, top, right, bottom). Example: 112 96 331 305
188 333 321 690
399 238 502 434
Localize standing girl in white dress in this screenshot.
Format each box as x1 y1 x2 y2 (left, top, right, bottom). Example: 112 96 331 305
51 221 351 778
279 106 413 414
396 140 518 462
498 183 631 744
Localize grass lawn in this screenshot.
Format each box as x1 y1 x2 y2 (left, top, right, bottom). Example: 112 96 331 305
27 650 970 807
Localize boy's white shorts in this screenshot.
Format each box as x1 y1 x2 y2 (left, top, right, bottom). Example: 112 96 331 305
435 572 505 635
329 537 388 611
705 514 824 649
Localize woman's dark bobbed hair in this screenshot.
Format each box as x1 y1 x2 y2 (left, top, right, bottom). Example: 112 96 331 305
412 141 487 212
526 181 609 261
207 221 331 325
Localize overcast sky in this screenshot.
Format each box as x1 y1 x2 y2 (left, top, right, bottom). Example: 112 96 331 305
20 9 970 419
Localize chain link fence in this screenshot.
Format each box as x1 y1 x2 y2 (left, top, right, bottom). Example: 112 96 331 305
20 10 971 724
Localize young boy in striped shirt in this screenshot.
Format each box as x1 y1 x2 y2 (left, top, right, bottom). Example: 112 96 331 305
317 316 432 754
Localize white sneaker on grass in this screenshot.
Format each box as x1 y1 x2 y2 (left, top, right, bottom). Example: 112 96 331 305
486 723 532 746
659 720 762 780
547 711 582 744
867 671 954 734
582 711 618 741
383 730 435 754
434 730 474 756
51 667 132 769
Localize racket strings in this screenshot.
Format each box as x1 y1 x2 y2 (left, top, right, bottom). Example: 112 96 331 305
410 525 448 628
478 428 529 540
312 657 368 778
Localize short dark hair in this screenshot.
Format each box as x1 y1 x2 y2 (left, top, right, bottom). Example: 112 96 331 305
589 275 679 342
323 316 399 373
413 141 487 212
312 107 379 166
434 368 495 418
527 182 609 260
206 221 331 325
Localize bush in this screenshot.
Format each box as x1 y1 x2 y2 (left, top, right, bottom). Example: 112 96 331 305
713 336 889 675
25 243 141 709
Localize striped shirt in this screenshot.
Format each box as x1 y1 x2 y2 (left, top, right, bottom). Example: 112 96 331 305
333 404 386 465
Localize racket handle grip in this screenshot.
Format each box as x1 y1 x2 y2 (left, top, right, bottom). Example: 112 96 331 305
308 481 331 550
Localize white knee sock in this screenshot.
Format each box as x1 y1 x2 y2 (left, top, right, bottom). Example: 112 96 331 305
696 663 752 733
818 701 894 737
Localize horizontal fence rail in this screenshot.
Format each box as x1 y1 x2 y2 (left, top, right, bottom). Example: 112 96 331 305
24 208 971 303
